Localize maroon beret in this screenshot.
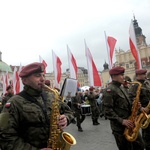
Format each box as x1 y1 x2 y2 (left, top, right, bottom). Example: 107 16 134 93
135 69 147 75
109 66 125 75
45 80 50 86
19 62 45 77
89 86 95 91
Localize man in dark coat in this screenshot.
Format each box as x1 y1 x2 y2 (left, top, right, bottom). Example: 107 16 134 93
103 66 144 150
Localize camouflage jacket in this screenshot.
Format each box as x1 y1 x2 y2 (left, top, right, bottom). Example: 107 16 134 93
0 85 74 150
87 92 99 108
103 81 132 132
129 80 150 107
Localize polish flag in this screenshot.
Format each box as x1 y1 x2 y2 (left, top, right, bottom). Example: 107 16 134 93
67 45 78 79
129 20 142 69
67 45 80 87
85 40 102 86
18 64 23 92
39 55 48 73
52 50 62 88
14 64 23 94
12 66 18 94
15 71 20 94
105 32 117 69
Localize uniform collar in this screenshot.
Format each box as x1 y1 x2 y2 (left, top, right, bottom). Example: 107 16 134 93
137 79 145 84
23 85 42 96
112 81 122 87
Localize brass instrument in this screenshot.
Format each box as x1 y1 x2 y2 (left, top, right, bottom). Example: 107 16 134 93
141 101 150 129
43 84 76 150
124 81 145 142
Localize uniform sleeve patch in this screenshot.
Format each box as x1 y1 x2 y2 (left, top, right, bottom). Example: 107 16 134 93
5 102 11 108
106 89 111 93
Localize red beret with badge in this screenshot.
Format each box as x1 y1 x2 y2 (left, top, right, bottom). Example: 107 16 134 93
109 66 125 75
135 69 147 75
19 62 45 78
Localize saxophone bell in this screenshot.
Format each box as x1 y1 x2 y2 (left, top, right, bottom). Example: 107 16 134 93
61 132 76 150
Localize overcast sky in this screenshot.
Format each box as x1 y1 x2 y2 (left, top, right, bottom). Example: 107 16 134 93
0 0 150 73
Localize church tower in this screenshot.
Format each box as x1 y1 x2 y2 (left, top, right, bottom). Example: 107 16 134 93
133 15 147 47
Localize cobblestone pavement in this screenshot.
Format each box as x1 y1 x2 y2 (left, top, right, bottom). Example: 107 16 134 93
64 116 118 150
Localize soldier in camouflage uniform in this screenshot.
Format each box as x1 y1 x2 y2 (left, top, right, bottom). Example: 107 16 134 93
72 91 86 132
0 62 74 150
87 86 100 125
103 66 144 150
1 85 14 109
129 69 150 150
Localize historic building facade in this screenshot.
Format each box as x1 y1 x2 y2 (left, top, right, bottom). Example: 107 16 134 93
101 16 150 87
0 16 150 93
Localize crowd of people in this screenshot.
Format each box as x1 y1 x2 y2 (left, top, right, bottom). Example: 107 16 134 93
0 62 150 150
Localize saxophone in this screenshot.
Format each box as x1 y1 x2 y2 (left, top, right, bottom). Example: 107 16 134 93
43 84 76 150
124 81 146 142
141 101 150 129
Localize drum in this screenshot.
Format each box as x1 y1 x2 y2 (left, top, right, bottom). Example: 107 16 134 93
81 104 91 115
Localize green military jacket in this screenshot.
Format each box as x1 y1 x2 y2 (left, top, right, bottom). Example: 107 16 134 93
0 85 74 150
129 79 150 107
103 81 132 132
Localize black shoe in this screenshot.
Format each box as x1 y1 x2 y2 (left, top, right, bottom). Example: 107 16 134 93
71 119 76 124
93 122 100 125
78 127 83 132
100 114 104 118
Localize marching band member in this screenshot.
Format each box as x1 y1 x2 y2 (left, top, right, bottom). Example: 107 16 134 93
72 91 86 132
0 62 74 150
129 69 150 150
103 66 144 150
87 86 100 125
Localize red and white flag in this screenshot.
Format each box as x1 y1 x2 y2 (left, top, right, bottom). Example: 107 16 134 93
52 50 62 89
67 45 80 87
12 64 23 94
129 20 142 69
67 45 78 79
105 32 117 69
39 55 48 73
18 64 23 92
85 40 102 87
15 71 20 94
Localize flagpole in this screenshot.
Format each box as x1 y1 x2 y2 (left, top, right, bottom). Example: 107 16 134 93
104 31 111 69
